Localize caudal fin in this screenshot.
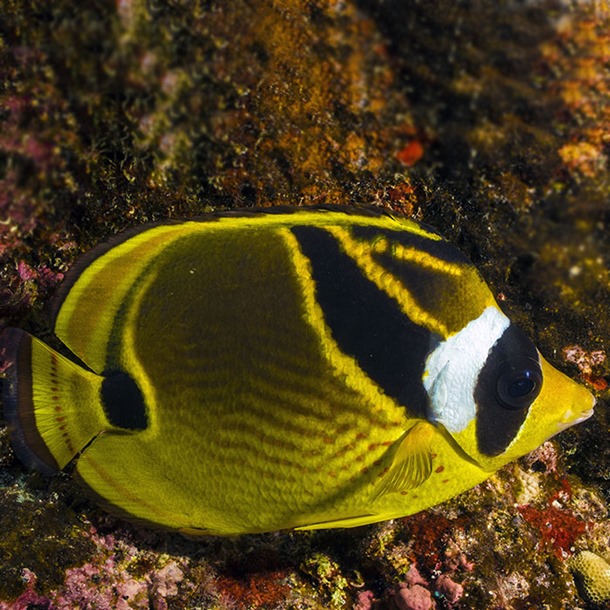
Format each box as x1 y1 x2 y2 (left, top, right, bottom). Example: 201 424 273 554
1 327 107 474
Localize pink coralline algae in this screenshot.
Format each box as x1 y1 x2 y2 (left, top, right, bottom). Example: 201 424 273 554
56 559 149 610
435 574 464 605
0 529 185 610
395 584 435 610
1 259 65 316
352 589 375 610
0 570 49 610
150 561 184 610
404 563 429 587
399 556 467 608
563 344 608 390
16 260 64 289
524 441 559 474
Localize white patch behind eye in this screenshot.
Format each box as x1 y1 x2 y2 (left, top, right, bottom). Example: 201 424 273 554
423 306 510 433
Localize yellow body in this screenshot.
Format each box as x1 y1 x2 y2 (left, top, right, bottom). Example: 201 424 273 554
1 207 595 534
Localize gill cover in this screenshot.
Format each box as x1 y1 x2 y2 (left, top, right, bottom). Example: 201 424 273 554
423 307 595 472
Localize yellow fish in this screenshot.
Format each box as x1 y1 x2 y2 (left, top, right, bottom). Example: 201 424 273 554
0 206 595 535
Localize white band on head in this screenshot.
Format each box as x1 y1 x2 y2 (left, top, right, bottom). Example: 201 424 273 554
423 306 510 433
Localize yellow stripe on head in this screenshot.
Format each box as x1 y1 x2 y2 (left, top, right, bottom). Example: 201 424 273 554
324 226 452 338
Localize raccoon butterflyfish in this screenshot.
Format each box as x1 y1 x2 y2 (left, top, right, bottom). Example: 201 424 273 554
0 206 595 535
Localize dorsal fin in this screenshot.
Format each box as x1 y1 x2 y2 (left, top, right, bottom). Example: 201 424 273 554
48 206 401 371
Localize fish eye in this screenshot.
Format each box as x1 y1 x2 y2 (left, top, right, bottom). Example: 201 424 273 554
496 358 543 410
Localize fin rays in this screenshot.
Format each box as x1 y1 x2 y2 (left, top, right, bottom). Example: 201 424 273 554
373 422 435 500
1 328 110 473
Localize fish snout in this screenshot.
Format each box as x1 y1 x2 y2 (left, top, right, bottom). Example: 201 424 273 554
556 390 596 433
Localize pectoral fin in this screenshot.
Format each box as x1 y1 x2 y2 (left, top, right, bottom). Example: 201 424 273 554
373 421 435 499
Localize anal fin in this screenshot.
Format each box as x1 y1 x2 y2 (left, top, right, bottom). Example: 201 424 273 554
295 513 379 530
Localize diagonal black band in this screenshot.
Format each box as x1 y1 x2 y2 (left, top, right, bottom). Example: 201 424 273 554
291 225 432 420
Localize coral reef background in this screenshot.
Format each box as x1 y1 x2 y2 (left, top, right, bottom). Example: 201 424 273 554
0 0 609 608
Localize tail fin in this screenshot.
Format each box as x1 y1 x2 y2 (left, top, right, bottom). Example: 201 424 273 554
1 328 107 474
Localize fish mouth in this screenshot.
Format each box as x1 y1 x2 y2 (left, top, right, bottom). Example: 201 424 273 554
556 396 596 433
568 408 595 425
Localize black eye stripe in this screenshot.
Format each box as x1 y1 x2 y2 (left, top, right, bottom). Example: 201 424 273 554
475 325 542 456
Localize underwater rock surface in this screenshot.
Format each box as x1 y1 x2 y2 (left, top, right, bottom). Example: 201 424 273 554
0 0 609 608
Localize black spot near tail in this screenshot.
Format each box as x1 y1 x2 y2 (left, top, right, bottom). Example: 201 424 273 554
101 372 148 430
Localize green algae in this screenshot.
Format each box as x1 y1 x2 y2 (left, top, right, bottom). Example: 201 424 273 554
301 552 349 608
0 476 95 599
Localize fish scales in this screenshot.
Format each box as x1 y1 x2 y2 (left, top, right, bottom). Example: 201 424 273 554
0 206 595 534
126 224 405 527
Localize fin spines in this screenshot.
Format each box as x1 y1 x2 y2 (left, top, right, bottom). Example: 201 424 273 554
1 328 107 473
